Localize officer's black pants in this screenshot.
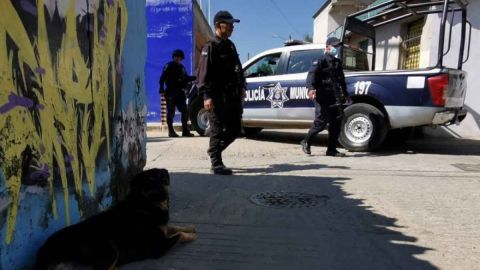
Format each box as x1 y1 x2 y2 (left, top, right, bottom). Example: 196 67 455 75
305 98 342 152
165 93 189 134
207 98 242 167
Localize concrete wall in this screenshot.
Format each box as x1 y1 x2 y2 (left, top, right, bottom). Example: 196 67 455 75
0 0 147 268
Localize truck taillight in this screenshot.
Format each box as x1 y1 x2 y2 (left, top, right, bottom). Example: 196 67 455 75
427 74 449 106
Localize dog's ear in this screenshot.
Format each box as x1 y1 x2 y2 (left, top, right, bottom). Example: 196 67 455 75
129 168 170 196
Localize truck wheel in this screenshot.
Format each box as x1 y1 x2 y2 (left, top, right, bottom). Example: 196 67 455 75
243 127 263 137
188 97 209 136
339 103 388 152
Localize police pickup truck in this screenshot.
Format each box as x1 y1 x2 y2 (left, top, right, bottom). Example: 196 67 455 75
189 0 469 151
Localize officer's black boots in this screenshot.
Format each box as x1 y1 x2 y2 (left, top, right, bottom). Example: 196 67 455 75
211 164 233 175
300 139 311 155
168 131 179 137
326 150 346 157
181 114 193 137
169 130 194 137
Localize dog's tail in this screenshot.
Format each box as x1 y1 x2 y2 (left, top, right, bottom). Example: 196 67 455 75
105 243 120 270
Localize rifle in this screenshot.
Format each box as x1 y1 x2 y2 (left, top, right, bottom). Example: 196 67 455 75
328 60 347 119
233 63 246 98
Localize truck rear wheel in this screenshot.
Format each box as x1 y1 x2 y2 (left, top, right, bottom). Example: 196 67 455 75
339 103 388 152
188 97 209 136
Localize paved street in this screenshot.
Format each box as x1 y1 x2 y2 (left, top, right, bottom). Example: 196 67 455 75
122 129 480 270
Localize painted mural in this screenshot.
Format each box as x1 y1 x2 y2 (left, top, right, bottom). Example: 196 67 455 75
146 0 193 123
0 0 147 268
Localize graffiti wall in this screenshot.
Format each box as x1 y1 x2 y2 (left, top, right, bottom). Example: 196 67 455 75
145 0 194 123
0 0 147 268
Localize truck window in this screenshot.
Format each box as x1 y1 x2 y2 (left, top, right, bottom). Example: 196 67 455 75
244 53 281 78
342 31 374 71
287 49 323 74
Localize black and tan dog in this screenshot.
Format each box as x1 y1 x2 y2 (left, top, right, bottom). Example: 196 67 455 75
34 168 197 270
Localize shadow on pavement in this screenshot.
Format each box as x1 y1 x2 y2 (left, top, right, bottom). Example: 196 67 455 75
235 163 350 174
247 130 480 156
146 136 169 143
122 168 437 270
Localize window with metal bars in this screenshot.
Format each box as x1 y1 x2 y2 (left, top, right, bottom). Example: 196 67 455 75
401 18 425 69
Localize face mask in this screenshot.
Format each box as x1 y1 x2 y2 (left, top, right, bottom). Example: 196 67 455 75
329 47 337 56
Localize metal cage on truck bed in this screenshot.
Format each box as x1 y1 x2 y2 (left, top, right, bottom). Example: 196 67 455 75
339 0 471 71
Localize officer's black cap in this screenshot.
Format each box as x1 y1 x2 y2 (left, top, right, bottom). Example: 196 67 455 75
326 36 342 46
214 10 240 24
172 49 185 59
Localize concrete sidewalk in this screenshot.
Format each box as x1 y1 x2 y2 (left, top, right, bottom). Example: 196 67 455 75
122 129 480 270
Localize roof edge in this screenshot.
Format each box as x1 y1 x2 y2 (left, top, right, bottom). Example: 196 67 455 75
313 0 332 19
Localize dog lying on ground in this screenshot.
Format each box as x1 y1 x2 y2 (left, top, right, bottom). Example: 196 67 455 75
34 168 197 270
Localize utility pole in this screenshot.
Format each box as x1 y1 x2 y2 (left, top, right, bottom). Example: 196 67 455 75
208 0 211 27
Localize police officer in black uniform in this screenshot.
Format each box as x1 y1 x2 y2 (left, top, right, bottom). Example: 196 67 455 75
159 49 195 137
196 11 245 175
300 37 351 157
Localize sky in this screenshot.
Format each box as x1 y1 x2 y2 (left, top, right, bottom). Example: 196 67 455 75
197 0 326 62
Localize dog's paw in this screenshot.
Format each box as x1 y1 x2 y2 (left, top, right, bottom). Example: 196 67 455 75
169 225 196 234
179 232 197 243
182 226 196 233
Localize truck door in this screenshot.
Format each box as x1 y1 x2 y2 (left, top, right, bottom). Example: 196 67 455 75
243 53 283 120
276 49 324 121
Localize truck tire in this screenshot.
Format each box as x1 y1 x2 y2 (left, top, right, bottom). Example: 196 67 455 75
188 97 209 136
339 103 388 152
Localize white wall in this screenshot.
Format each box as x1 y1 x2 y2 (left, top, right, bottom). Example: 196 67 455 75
423 3 480 137
314 5 332 43
374 23 402 70
313 4 363 43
